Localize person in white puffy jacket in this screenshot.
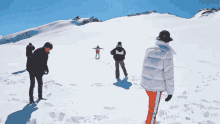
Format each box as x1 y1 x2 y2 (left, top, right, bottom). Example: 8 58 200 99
141 30 176 124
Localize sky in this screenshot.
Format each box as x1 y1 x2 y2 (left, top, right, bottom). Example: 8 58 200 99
0 0 219 37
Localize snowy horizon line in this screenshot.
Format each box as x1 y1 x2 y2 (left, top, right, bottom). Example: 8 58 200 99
0 7 219 38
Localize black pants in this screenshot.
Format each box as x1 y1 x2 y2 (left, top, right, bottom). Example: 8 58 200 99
95 52 100 59
29 72 43 101
115 61 127 79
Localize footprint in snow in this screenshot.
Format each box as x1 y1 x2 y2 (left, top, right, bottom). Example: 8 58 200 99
59 112 65 121
70 84 77 86
159 110 165 117
44 85 48 89
47 93 52 97
198 120 215 124
104 107 116 110
183 104 188 108
177 96 187 99
53 83 62 86
49 112 56 118
201 99 208 102
92 83 103 87
67 117 85 123
203 111 209 117
166 115 180 120
44 103 54 107
207 107 220 110
9 94 17 96
191 103 205 109
195 90 202 93
213 100 220 105
94 115 108 121
28 119 37 124
185 117 190 120
12 98 20 101
169 105 179 109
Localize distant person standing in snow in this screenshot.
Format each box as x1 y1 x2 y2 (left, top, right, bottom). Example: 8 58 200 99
111 42 128 82
141 30 176 124
26 42 53 104
93 45 103 59
26 43 35 68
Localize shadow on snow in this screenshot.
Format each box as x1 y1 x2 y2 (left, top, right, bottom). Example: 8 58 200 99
113 81 132 89
5 100 40 124
12 70 27 75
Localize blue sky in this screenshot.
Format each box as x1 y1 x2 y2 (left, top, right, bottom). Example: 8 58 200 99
0 0 219 37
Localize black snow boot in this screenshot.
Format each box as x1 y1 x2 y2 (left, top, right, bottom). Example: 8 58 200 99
29 101 35 104
39 97 47 100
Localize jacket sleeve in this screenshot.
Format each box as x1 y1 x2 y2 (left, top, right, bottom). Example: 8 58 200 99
45 65 49 74
124 49 126 56
163 54 174 95
110 48 115 55
33 46 35 50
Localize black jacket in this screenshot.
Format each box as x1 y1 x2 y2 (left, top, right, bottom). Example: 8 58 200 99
110 47 126 61
27 47 49 75
26 45 35 57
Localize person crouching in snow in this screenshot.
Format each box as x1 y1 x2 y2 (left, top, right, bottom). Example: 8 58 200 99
141 30 176 124
93 45 103 59
111 42 128 82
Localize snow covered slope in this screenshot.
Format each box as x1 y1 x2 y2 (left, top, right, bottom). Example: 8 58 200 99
0 11 220 124
193 8 219 19
0 17 100 45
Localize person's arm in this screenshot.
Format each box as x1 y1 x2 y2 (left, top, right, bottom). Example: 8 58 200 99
110 48 115 55
33 46 35 50
124 49 126 55
163 54 174 95
123 49 126 59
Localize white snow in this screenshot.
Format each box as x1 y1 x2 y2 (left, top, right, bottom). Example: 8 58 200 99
0 17 97 44
0 11 220 124
192 9 219 19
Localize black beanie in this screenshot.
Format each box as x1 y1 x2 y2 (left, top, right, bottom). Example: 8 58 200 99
118 42 121 45
44 42 53 50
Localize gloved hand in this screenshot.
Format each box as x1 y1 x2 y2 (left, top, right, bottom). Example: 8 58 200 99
165 95 172 102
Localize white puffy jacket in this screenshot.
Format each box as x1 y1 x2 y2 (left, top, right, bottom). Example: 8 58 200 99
141 40 176 95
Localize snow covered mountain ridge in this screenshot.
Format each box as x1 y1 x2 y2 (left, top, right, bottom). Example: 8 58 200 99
193 8 220 18
0 8 219 44
0 16 101 45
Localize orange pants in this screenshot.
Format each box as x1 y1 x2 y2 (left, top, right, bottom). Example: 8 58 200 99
146 91 162 124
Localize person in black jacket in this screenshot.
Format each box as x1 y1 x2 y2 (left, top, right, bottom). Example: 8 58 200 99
26 43 35 68
111 42 128 82
26 42 53 104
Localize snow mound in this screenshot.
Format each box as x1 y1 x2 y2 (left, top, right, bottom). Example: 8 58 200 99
0 17 100 45
193 8 219 19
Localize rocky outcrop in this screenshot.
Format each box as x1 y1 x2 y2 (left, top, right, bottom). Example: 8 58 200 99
127 10 157 17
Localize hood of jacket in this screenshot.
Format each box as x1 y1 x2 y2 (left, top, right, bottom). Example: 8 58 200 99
155 40 176 55
115 46 123 52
